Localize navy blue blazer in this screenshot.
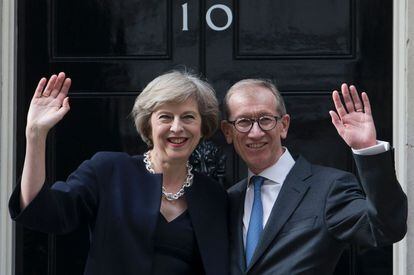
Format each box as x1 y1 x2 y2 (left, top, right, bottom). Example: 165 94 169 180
228 150 407 275
9 152 229 275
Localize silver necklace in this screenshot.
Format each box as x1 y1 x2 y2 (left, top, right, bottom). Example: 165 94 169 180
143 151 194 201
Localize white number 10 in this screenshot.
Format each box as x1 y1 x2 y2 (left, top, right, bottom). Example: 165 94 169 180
182 3 233 32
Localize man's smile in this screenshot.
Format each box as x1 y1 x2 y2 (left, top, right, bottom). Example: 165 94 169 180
246 142 267 149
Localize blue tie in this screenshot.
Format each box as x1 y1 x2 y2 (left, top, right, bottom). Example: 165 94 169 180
245 176 264 266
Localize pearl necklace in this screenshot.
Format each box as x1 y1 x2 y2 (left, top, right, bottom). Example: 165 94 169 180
143 151 194 201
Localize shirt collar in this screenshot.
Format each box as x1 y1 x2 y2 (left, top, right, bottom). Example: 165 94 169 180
247 147 295 185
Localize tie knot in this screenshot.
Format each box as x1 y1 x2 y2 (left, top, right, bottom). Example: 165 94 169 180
251 176 264 191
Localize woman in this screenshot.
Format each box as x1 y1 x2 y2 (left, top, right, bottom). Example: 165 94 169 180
9 71 229 274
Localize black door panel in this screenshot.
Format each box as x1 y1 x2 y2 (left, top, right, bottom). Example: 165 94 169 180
16 0 392 274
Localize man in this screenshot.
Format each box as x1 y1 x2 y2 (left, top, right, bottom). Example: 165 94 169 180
221 79 407 275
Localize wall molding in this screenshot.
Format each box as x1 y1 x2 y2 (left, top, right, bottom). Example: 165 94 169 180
0 0 16 275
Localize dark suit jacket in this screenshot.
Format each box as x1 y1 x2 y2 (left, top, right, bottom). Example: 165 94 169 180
9 152 229 275
228 150 407 275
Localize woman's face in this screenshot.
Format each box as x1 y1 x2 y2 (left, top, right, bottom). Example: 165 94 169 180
150 98 202 164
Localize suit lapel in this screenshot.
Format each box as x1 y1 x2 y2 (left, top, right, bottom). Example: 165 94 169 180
122 155 162 273
246 156 313 272
131 156 162 235
186 174 220 275
229 179 248 272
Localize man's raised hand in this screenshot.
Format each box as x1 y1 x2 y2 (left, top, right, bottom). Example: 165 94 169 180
329 84 377 150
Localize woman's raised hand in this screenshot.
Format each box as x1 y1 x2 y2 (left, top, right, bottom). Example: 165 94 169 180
26 72 71 138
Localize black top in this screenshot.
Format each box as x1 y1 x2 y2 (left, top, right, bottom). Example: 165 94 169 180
152 211 204 274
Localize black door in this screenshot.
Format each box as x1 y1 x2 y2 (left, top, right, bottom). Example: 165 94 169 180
16 0 392 274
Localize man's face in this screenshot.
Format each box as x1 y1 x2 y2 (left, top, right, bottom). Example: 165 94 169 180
221 85 290 174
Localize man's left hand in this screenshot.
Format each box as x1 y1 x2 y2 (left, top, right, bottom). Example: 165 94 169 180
329 84 377 150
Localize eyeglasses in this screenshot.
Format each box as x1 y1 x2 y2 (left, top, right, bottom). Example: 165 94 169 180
227 115 281 133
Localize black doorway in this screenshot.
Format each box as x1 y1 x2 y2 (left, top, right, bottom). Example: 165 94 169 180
16 0 393 274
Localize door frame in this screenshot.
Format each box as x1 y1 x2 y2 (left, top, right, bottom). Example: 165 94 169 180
0 1 16 275
0 0 409 274
393 0 408 274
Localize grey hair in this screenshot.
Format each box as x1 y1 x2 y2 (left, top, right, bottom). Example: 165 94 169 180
223 78 287 119
131 70 219 147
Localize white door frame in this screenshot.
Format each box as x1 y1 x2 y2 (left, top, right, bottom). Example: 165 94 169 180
393 0 408 274
0 0 16 275
0 1 409 274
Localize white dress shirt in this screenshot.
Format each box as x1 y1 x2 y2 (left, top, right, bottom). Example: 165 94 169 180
242 141 390 247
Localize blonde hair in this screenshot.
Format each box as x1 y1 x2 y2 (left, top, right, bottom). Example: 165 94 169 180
224 79 286 119
132 70 219 146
